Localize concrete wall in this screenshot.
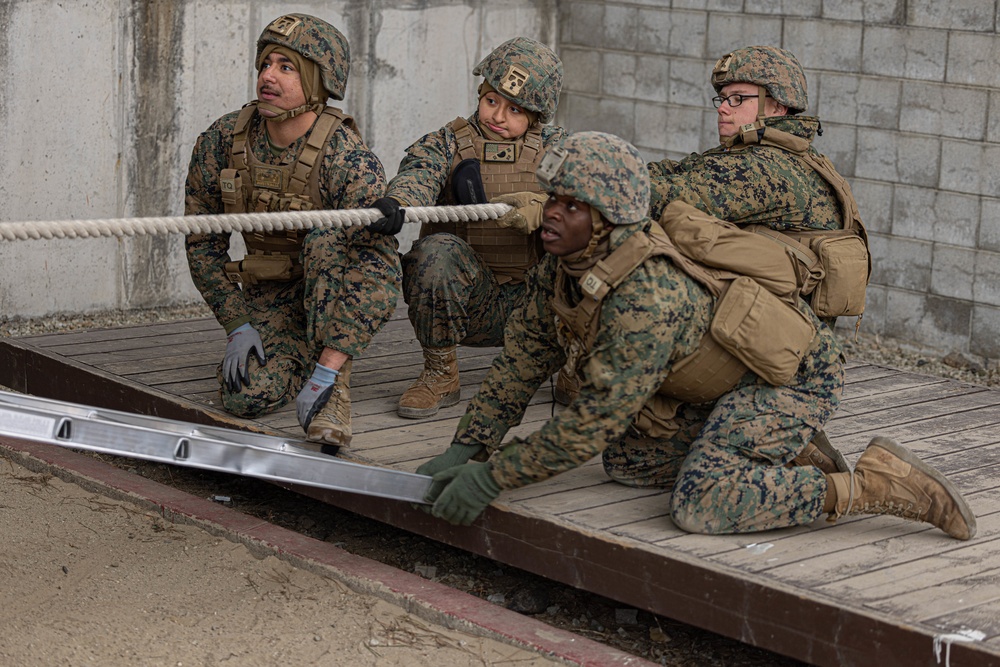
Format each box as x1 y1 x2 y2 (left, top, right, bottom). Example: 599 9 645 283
1 0 997 359
0 0 553 316
555 1 1000 359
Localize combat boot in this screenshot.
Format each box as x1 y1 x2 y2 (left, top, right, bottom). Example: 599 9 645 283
397 346 461 419
827 436 976 540
307 358 353 447
553 365 580 406
789 430 851 474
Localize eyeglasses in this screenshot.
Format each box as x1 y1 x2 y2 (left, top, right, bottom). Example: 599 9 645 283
712 94 760 109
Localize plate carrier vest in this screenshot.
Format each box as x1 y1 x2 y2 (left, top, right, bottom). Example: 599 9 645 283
219 102 355 285
421 117 546 284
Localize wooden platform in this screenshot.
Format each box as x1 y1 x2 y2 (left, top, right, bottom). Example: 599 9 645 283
2 310 998 667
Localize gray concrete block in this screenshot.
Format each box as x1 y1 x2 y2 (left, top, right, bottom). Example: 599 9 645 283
603 4 639 50
635 54 673 102
892 185 980 247
900 82 988 141
872 235 932 290
931 244 976 301
970 304 1000 358
745 0 822 17
851 179 894 236
855 284 887 337
815 72 900 129
908 0 997 32
856 128 939 187
973 248 1000 307
673 0 743 11
668 58 713 107
782 19 863 74
989 90 1000 143
603 52 639 99
822 0 904 23
814 123 857 176
861 26 947 81
636 103 704 156
981 198 1000 253
883 290 972 351
560 1 604 46
946 33 1000 88
562 93 636 138
706 13 783 56
940 139 1000 197
561 47 601 95
637 8 707 58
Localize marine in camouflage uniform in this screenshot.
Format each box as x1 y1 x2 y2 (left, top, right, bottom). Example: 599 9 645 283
369 37 567 419
185 14 400 447
416 132 975 541
648 46 843 230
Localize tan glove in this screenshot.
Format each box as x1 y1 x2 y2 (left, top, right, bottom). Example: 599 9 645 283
490 192 549 234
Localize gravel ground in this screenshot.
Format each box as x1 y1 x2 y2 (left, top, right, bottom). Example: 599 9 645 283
2 304 997 666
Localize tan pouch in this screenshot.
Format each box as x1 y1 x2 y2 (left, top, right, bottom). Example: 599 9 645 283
710 276 816 385
225 254 301 285
808 233 869 317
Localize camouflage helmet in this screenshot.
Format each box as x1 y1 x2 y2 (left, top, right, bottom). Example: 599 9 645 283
536 131 650 227
711 46 807 114
256 14 350 101
473 37 563 124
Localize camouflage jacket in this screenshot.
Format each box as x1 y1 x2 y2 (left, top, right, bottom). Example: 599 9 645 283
452 222 715 490
184 107 389 331
383 111 567 206
648 116 843 232
453 219 844 490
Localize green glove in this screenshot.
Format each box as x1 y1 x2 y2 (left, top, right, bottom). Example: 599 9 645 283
415 443 485 477
490 192 548 234
425 462 501 526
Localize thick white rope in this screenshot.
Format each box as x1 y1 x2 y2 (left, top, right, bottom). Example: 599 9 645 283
0 203 513 242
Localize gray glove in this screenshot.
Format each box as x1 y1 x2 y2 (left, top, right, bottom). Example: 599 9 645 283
223 323 266 393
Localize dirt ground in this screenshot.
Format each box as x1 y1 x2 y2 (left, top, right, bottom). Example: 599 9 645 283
0 457 563 667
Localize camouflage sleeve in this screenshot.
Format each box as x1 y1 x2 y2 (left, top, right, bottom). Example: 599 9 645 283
310 126 401 355
451 256 566 449
648 149 840 231
183 113 249 331
382 124 458 207
487 257 710 491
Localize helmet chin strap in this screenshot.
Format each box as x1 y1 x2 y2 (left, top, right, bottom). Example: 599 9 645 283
255 100 323 123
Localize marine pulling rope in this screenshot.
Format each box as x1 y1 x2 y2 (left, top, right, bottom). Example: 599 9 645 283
0 203 513 242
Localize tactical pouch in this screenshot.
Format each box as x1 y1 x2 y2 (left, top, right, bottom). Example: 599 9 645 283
220 169 245 213
803 232 869 318
710 276 816 386
225 254 301 285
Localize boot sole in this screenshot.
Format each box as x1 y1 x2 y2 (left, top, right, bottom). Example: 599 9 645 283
397 389 462 419
868 436 977 540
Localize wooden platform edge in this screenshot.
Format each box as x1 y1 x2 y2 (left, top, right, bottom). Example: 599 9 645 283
3 334 998 667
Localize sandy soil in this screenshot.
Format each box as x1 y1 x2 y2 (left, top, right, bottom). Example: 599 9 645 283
0 458 561 667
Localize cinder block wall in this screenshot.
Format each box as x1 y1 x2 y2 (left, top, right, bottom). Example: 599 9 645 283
555 1 1000 359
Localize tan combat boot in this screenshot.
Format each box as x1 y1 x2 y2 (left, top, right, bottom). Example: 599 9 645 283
553 365 580 406
827 436 976 540
307 358 352 447
397 346 461 419
789 430 851 474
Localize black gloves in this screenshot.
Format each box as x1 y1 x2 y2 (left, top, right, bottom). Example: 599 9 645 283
368 197 405 235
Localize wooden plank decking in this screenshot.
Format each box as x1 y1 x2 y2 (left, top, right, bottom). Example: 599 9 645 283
2 310 998 667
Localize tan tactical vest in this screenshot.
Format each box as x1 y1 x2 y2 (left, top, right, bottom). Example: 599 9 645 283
422 117 546 284
731 124 871 321
220 103 354 285
552 220 817 437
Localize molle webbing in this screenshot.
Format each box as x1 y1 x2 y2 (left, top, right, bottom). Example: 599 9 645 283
441 117 546 284
224 104 351 284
